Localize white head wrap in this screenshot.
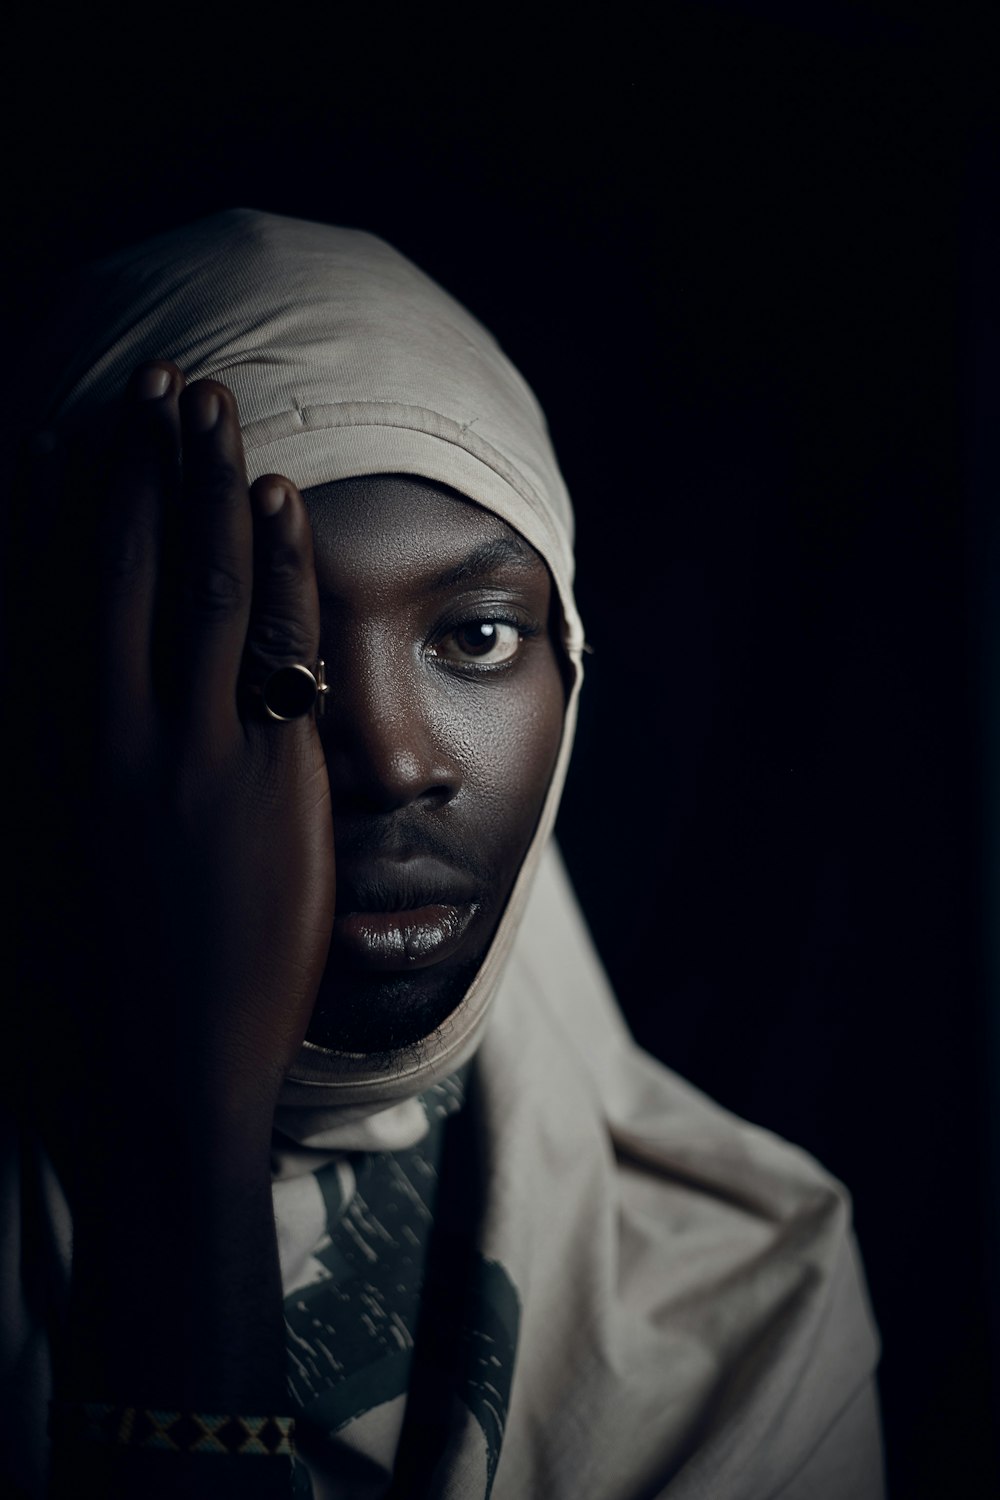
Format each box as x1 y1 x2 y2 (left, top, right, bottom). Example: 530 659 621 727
44 207 585 1117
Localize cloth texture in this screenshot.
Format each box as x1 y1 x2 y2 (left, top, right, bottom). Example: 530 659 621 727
2 210 883 1498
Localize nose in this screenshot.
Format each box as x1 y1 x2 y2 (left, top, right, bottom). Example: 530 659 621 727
320 633 461 813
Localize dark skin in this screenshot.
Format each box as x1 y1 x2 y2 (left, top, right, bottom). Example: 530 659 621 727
305 473 565 1056
8 361 564 1496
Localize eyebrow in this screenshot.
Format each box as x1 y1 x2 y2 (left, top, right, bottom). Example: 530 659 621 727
430 535 540 591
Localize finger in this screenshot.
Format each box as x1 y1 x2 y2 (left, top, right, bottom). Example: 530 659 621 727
100 362 184 739
242 475 321 734
172 380 253 743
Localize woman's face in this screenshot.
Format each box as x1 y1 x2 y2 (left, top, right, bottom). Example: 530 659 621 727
301 475 566 1057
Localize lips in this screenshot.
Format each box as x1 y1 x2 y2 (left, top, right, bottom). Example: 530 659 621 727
332 858 482 971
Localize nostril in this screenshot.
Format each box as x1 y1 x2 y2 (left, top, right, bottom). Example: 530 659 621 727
419 784 455 810
322 726 461 813
331 781 455 816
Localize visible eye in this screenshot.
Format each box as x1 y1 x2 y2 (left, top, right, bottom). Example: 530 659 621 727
431 619 524 666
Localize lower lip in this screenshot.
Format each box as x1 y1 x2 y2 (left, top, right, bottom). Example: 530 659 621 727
331 902 479 971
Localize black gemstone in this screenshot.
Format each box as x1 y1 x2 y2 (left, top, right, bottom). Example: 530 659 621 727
262 665 317 720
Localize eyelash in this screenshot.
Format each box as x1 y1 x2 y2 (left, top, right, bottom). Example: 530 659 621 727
426 611 542 671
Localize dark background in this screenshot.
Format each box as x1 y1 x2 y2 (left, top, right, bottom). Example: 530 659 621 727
7 4 997 1495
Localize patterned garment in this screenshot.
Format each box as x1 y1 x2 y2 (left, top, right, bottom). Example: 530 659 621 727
277 1074 519 1498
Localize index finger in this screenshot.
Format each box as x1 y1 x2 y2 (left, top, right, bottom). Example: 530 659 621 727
100 362 185 741
168 379 254 747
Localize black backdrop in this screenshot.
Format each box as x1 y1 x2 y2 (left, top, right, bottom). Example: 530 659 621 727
7 5 997 1495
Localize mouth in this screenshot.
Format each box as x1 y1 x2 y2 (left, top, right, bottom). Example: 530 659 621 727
332 902 480 970
331 859 483 972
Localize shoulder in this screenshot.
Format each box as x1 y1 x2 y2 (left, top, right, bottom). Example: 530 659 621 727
482 842 883 1499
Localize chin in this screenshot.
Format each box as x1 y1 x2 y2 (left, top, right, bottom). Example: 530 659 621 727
305 956 480 1060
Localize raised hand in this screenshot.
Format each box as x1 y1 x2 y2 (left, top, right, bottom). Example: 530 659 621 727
35 363 334 1164
9 363 336 1439
100 364 334 1106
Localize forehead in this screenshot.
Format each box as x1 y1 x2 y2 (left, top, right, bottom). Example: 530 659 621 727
300 475 546 600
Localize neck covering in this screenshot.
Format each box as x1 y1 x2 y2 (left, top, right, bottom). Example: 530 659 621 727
3 211 884 1499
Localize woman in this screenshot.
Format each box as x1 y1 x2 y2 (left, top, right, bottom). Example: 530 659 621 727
2 209 883 1498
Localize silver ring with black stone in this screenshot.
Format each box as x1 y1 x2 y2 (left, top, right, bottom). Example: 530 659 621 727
255 660 329 722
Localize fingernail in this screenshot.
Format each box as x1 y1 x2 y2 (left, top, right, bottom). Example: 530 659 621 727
258 482 288 517
136 365 171 400
189 387 220 432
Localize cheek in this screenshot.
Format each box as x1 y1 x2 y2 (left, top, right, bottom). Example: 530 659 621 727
434 649 566 870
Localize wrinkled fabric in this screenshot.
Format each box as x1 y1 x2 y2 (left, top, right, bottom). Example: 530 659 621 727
2 210 883 1498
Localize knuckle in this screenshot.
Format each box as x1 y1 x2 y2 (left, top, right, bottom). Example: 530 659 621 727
181 563 245 618
264 541 304 582
245 615 315 671
192 458 241 503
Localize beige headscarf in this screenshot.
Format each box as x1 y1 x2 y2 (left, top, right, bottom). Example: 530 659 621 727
4 211 884 1499
43 207 585 1120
